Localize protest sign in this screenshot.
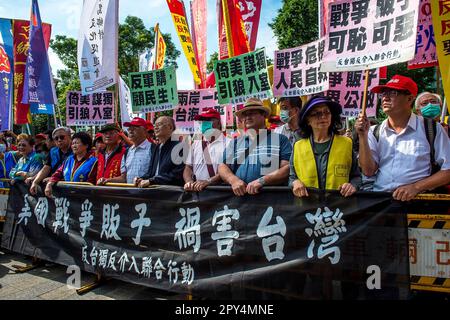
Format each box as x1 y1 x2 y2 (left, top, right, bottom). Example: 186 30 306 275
66 91 114 126
321 0 420 72
129 66 178 113
274 38 329 97
214 48 272 104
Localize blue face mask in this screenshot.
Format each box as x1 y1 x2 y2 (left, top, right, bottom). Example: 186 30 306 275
0 144 5 153
421 103 441 119
201 121 213 134
280 110 292 123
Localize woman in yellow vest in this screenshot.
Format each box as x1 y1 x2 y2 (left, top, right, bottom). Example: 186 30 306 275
290 96 360 197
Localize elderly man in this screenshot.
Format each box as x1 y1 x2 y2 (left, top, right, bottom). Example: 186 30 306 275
218 98 292 196
355 75 450 201
99 117 152 185
274 96 302 145
415 92 443 121
184 108 228 192
96 124 127 184
136 116 185 187
29 127 72 195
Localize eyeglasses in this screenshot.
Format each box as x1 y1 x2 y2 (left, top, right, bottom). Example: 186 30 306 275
379 90 408 98
53 135 66 141
308 110 331 119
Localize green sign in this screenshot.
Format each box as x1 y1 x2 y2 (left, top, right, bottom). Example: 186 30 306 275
128 66 179 113
213 48 273 105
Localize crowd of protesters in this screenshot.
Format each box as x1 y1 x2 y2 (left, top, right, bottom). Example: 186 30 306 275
0 74 449 199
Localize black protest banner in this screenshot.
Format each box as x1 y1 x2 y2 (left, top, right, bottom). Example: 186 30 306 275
1 183 410 299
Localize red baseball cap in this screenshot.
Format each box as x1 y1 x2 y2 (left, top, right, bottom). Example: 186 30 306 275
371 74 418 97
35 133 47 140
123 117 147 127
193 108 221 121
93 133 103 143
146 120 154 131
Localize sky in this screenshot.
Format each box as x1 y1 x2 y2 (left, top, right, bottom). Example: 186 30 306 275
1 0 283 89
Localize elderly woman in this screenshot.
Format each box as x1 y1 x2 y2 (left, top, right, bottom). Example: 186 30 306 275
290 96 360 197
45 132 97 197
9 134 44 183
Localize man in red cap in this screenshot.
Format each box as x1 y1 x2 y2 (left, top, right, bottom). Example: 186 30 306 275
98 117 152 185
183 108 228 192
95 124 126 184
355 75 450 200
146 120 156 144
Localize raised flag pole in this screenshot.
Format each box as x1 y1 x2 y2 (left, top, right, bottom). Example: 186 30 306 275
115 0 120 128
441 97 447 124
361 69 370 116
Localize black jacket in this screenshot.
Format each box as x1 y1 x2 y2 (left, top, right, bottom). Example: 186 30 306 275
141 140 184 186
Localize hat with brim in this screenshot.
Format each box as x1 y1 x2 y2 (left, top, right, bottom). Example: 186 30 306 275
99 123 121 133
235 98 271 118
299 96 342 127
371 74 418 96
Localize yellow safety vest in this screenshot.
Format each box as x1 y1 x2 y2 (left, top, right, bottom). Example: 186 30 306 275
293 135 353 190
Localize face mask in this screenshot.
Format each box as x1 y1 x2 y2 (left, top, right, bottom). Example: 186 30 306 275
0 144 6 153
421 103 441 119
280 110 293 123
200 121 213 134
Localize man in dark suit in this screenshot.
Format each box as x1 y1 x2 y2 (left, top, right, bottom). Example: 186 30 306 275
135 116 185 187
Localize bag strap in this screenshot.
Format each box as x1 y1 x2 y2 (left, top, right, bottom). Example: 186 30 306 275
201 140 216 178
423 117 438 171
373 124 381 142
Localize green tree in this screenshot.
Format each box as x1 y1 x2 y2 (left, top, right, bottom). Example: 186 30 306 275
269 0 318 49
50 16 181 125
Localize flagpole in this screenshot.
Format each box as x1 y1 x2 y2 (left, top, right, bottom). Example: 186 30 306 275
318 0 322 37
153 23 159 71
115 0 120 127
361 69 370 117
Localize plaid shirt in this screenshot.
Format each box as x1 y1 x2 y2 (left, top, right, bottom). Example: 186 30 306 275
120 139 152 184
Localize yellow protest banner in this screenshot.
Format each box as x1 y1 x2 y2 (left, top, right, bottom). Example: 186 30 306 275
166 0 201 84
432 0 450 114
153 23 166 70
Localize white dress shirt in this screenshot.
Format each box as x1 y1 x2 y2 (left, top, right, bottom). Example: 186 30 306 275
368 113 450 192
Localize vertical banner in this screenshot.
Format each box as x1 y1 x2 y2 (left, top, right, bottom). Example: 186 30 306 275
128 66 179 113
139 48 153 72
217 0 229 60
0 19 13 131
273 38 329 97
173 89 230 133
154 23 166 70
408 0 438 69
191 0 207 86
432 0 450 113
66 91 114 126
221 0 251 58
166 0 201 84
214 48 272 104
326 69 379 118
238 0 262 51
119 76 133 129
22 0 55 105
13 19 51 125
321 0 420 72
77 0 118 95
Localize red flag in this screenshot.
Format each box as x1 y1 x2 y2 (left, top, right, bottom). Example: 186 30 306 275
218 0 250 59
239 0 262 51
13 19 51 124
191 0 207 88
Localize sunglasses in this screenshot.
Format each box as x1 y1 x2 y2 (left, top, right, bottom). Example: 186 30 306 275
53 135 66 141
308 110 331 119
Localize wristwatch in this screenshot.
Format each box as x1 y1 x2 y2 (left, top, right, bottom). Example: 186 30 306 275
258 177 266 186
